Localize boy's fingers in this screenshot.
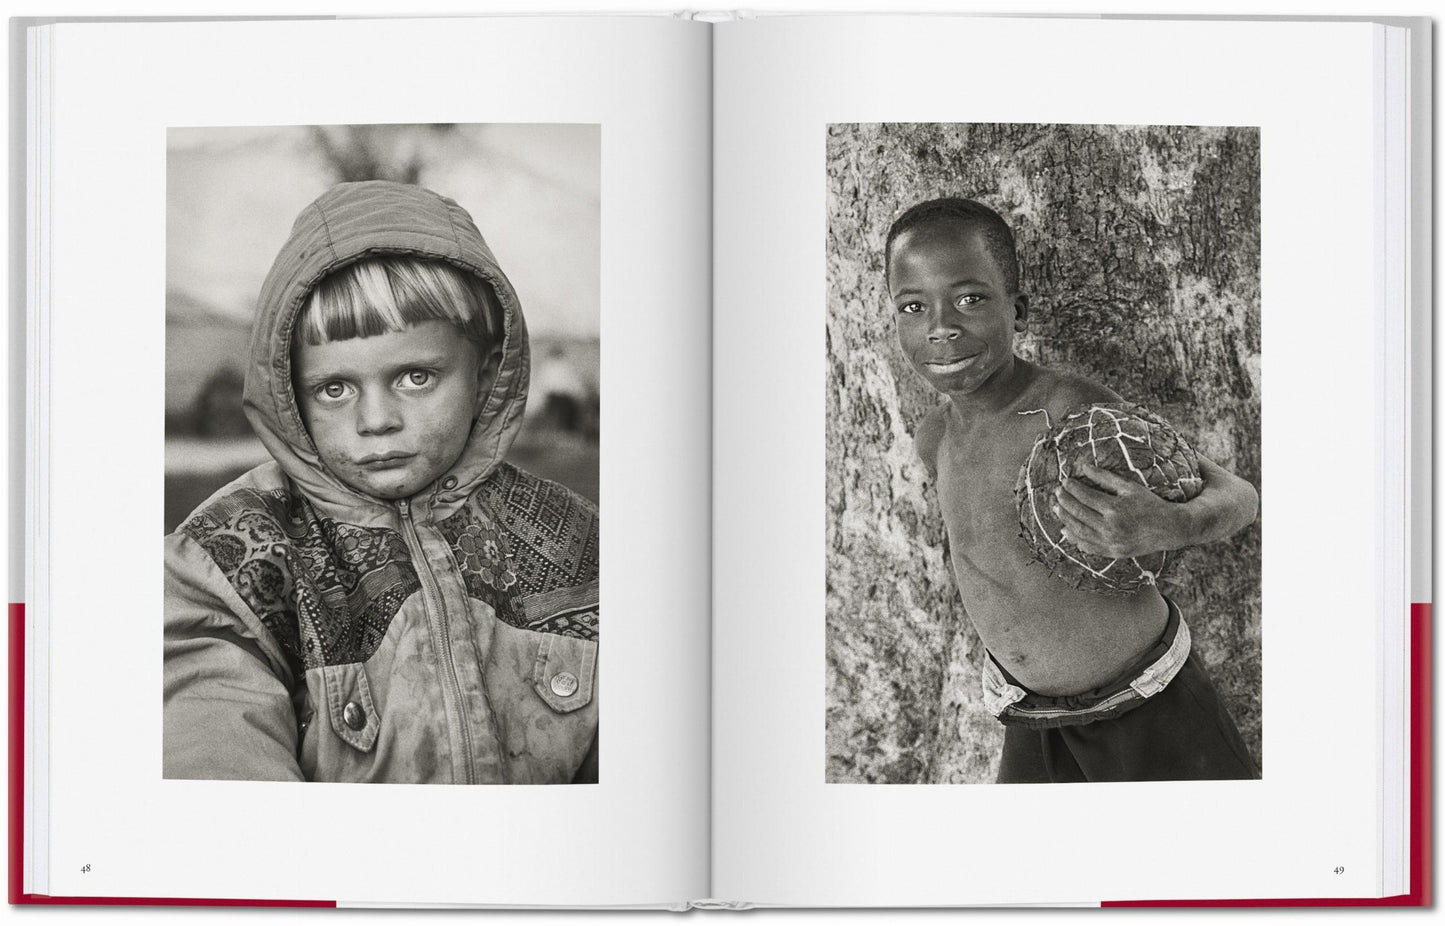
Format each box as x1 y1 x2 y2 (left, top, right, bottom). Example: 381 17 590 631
1054 501 1100 538
1074 462 1141 495
1054 489 1102 526
1058 476 1109 512
1059 521 1104 553
1058 514 1118 556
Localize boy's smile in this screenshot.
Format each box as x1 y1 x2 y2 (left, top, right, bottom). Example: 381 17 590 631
293 319 482 500
888 218 1027 400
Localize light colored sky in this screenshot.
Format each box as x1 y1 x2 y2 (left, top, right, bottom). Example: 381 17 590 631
166 123 601 336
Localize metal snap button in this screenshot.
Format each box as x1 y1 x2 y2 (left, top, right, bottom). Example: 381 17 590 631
342 701 367 730
441 476 458 490
550 672 579 697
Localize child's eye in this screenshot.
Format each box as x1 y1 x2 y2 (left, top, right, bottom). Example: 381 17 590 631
897 301 924 315
955 294 984 308
400 370 434 388
316 381 352 402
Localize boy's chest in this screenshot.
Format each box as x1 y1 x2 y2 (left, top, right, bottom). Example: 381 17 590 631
933 410 1046 553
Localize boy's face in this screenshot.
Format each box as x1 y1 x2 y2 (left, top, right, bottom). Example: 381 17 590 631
888 218 1027 397
294 319 483 500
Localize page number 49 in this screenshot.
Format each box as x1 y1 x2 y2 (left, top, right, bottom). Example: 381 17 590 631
1334 866 1345 875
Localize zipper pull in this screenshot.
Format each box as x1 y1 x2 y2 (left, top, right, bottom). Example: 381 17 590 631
397 499 410 518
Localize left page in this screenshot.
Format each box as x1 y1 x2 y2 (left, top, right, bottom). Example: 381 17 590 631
25 16 710 906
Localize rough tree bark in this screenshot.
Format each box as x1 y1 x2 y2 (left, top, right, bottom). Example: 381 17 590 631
825 123 1262 784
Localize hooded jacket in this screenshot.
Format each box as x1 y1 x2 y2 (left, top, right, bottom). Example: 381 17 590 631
164 181 599 784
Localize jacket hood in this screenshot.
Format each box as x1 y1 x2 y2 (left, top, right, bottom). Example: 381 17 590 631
243 180 530 516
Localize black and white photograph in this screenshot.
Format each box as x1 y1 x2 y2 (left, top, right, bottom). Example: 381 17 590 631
163 123 601 784
825 123 1262 784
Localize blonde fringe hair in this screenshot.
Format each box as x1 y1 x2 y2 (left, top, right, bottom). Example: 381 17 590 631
296 257 501 351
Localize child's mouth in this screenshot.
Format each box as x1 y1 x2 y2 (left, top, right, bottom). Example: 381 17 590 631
925 354 979 375
358 452 415 469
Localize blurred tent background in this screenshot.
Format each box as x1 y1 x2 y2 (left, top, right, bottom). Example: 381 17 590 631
165 124 599 532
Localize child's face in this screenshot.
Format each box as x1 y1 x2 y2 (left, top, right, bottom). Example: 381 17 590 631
888 218 1027 397
294 319 483 500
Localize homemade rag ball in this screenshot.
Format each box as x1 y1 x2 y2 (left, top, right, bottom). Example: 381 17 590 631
1013 403 1204 594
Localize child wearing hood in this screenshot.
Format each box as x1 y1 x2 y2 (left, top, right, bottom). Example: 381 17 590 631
164 181 599 784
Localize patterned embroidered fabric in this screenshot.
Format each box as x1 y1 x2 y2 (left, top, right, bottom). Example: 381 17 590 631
439 498 526 627
441 463 600 642
529 604 599 639
182 487 420 676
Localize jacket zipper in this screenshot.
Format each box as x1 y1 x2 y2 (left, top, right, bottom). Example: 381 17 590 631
398 499 477 784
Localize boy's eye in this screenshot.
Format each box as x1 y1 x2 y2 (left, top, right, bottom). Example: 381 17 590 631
401 370 433 388
897 301 924 315
955 294 984 307
318 382 350 401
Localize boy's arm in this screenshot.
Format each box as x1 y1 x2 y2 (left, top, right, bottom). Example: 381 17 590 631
1053 454 1259 558
914 404 947 480
164 533 305 781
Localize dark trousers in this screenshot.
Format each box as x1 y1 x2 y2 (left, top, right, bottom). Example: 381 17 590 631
996 652 1258 783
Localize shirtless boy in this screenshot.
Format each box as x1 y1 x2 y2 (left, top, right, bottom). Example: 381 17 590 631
887 197 1260 782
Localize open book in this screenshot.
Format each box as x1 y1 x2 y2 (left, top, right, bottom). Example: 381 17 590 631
13 13 1431 909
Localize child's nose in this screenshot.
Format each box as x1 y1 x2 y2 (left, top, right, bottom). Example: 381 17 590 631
356 391 403 435
927 315 962 343
927 304 963 343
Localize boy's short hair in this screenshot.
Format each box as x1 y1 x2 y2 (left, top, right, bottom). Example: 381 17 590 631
885 197 1021 293
295 255 501 353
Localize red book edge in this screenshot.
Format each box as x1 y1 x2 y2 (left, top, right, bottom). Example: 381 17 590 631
7 602 334 908
7 600 1432 908
1104 602 1432 908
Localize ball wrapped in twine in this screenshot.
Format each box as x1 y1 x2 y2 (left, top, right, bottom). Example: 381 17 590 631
1013 403 1203 595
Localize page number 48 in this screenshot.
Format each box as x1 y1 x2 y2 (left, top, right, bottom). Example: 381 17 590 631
80 864 90 874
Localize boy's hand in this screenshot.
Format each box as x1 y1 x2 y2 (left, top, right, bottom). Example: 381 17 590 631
1052 462 1192 558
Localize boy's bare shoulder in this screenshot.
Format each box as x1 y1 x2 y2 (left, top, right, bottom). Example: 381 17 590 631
1029 365 1125 418
913 403 949 479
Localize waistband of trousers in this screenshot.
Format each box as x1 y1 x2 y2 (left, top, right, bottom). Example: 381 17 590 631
982 597 1191 729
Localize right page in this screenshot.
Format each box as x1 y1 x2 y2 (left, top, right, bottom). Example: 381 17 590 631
713 15 1413 906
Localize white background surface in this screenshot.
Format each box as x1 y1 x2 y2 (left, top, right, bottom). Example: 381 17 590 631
2 0 1435 924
